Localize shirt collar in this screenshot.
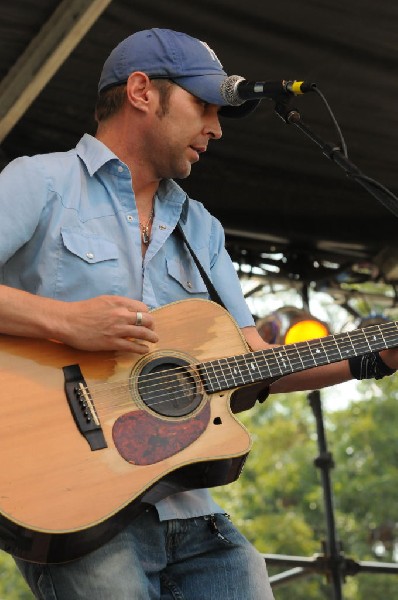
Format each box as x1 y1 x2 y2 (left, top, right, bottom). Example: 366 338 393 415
76 133 120 175
75 133 189 211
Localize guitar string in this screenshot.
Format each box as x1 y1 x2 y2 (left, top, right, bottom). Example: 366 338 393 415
91 347 398 417
94 322 398 399
86 324 398 416
90 323 398 410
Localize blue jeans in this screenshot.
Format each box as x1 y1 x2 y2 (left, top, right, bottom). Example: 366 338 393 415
16 508 274 599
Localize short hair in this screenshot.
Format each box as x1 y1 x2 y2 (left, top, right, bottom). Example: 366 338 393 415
95 84 127 123
95 79 174 123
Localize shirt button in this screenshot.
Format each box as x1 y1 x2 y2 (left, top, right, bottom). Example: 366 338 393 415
127 215 134 222
187 281 192 288
118 166 124 172
86 252 94 260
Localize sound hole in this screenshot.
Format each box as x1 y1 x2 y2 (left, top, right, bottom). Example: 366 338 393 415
137 356 202 417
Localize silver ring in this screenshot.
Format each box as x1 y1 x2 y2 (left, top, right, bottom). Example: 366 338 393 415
135 311 143 326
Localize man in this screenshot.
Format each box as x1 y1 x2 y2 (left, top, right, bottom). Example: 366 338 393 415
0 28 397 599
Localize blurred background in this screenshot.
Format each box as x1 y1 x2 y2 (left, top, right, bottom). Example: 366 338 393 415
1 1 398 597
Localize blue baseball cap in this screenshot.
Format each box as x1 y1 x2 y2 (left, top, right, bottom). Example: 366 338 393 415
98 28 259 118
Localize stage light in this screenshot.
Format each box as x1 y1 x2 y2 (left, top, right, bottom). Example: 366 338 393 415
257 306 330 345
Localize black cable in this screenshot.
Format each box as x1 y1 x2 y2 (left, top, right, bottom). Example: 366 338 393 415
312 86 348 158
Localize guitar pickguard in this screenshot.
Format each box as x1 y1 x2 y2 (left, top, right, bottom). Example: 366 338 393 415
112 404 210 465
113 350 210 464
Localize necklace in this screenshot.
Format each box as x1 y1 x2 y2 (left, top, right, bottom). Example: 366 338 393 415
140 206 154 245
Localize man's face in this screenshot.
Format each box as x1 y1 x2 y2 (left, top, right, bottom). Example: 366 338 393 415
146 83 222 180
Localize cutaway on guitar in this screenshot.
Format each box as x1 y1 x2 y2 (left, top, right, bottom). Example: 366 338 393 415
0 297 397 563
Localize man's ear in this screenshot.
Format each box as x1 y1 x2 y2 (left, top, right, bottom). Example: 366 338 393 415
126 72 152 112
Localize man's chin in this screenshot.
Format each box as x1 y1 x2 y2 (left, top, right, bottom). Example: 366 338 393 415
174 165 192 180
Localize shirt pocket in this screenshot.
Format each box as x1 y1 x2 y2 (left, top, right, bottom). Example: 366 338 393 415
165 256 208 296
61 228 118 264
55 227 121 300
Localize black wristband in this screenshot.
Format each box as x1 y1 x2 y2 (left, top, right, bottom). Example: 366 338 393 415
348 351 396 381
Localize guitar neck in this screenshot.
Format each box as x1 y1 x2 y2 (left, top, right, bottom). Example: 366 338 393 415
200 320 398 394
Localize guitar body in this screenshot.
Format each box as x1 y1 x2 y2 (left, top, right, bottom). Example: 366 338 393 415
0 299 258 563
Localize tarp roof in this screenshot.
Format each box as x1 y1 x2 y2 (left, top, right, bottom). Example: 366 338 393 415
1 0 398 289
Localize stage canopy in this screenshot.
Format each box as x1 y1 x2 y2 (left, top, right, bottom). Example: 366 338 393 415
1 0 398 298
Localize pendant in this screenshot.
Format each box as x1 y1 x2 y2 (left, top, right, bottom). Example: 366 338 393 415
140 205 154 246
142 227 150 245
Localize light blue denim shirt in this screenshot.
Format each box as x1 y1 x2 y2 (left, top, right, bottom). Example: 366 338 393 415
0 133 255 519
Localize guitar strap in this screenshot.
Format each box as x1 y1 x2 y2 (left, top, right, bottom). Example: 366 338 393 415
176 221 270 409
175 222 227 309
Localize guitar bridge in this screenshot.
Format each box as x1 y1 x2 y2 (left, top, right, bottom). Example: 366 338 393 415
63 364 107 451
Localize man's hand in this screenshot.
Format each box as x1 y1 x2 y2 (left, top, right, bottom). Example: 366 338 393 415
58 295 159 353
379 348 398 371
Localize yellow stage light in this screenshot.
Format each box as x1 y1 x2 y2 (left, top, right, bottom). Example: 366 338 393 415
284 318 329 344
257 306 330 345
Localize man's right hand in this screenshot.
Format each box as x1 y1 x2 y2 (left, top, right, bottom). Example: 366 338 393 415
0 286 159 354
59 295 159 353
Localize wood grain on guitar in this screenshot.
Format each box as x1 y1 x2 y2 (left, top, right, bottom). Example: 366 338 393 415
0 298 397 563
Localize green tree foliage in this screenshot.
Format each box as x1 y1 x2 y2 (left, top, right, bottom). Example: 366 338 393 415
0 552 33 598
2 380 398 598
213 379 398 599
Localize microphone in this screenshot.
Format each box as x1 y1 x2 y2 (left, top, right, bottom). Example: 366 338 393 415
220 75 316 106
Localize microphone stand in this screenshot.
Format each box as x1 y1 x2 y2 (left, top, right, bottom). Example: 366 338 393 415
262 390 398 598
257 100 398 596
273 99 398 218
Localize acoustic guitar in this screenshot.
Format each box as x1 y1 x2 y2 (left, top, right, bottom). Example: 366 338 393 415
0 298 396 563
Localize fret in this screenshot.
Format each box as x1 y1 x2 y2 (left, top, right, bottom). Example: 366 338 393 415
268 348 286 377
199 320 398 395
337 332 356 358
254 351 273 380
319 336 341 363
199 359 219 393
363 326 389 352
214 358 231 390
288 341 315 370
240 355 251 382
315 338 329 364
279 347 294 373
223 356 237 387
376 324 398 348
353 329 373 354
219 356 244 389
201 353 263 393
381 323 398 347
307 337 337 365
377 326 387 348
284 344 306 371
305 339 319 366
348 333 370 355
228 355 246 387
306 338 328 366
242 354 260 383
344 324 398 356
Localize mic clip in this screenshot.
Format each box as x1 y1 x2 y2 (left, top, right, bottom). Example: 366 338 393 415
274 95 302 125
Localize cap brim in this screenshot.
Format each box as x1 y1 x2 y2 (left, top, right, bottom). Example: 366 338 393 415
173 74 260 119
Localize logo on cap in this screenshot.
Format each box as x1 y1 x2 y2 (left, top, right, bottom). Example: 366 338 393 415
199 41 223 68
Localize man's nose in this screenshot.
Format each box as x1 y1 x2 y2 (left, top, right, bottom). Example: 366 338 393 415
205 108 223 140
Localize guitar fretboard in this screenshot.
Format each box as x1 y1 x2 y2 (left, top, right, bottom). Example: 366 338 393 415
200 321 398 394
